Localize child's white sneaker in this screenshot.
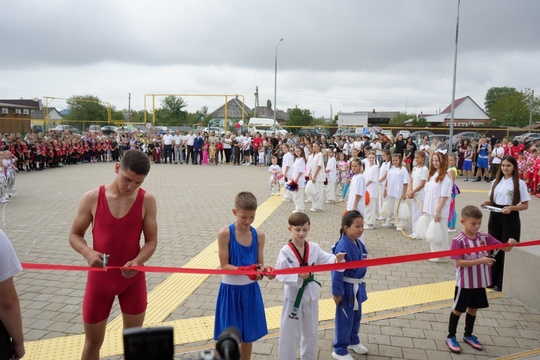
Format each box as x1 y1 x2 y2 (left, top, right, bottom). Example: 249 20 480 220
348 343 368 354
332 352 354 360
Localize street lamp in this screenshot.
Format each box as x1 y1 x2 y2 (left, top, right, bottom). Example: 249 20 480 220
273 38 284 133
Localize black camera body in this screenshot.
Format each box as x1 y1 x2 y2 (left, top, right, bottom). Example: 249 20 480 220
122 326 240 360
199 327 241 360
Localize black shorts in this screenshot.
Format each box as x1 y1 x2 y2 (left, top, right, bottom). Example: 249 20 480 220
452 286 489 313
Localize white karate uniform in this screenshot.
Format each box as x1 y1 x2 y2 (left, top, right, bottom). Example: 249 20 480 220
347 173 366 217
282 152 295 200
276 241 336 360
378 161 391 217
384 166 409 226
364 163 379 226
325 156 337 202
291 157 306 212
410 166 428 232
309 152 325 210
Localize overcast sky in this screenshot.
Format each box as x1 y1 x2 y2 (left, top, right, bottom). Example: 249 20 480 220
1 0 539 120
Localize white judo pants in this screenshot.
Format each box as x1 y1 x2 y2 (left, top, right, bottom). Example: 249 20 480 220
383 196 399 226
292 189 305 212
326 180 336 202
365 193 378 226
278 298 319 360
410 192 424 233
311 181 324 210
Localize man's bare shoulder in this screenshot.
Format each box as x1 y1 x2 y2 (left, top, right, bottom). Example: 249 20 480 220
81 187 100 205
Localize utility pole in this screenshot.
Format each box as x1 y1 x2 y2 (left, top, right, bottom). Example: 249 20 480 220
128 93 132 122
529 89 535 132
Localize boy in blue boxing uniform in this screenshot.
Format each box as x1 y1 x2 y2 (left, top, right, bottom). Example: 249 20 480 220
214 191 274 360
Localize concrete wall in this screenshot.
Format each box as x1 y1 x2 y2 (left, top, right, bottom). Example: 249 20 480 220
504 245 540 312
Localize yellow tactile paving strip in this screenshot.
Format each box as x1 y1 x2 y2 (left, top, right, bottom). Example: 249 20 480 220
24 195 283 360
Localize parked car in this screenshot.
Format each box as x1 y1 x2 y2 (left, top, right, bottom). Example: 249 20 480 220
429 134 451 144
513 132 540 143
203 126 224 134
333 129 359 138
410 130 434 139
452 131 483 144
50 125 79 134
298 127 330 138
101 125 118 135
396 130 411 139
88 124 102 133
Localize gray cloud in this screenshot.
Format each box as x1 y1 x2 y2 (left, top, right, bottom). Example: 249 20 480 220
1 0 539 117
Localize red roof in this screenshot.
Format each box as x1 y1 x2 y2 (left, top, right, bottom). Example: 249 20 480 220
440 96 468 114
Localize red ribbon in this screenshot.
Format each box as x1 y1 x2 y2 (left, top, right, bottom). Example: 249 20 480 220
21 240 540 276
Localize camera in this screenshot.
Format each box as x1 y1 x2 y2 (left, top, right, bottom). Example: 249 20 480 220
123 326 174 360
199 327 241 360
122 326 240 360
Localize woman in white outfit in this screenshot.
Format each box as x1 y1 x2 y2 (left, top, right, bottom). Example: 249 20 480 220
407 151 428 239
291 147 306 213
422 150 453 262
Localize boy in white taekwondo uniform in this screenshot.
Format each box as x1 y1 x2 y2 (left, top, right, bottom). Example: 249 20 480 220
276 212 345 360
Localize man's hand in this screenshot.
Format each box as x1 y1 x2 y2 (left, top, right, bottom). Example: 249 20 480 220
121 260 140 279
84 249 107 268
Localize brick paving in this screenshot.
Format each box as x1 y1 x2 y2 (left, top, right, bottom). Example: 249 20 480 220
3 161 540 359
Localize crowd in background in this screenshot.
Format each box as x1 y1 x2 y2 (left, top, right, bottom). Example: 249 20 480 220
2 127 540 196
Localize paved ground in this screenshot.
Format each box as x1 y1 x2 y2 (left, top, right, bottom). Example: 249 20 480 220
4 161 540 359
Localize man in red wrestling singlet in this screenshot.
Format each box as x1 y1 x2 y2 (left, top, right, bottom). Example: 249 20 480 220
69 150 158 360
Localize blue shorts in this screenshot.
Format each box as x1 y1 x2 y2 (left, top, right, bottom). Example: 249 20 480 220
477 157 488 169
462 159 472 171
214 281 268 342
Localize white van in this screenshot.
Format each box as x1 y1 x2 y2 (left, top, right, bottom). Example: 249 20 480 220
248 118 288 137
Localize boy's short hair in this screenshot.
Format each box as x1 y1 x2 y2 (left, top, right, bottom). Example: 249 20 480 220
120 150 150 175
288 212 310 227
235 192 258 211
461 205 483 220
271 156 277 160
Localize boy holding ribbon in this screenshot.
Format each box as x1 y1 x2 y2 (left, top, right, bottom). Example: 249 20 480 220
275 212 345 360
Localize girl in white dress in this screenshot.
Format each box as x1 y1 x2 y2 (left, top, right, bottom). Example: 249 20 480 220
422 150 453 262
346 158 366 217
407 151 428 239
291 147 307 213
363 152 379 229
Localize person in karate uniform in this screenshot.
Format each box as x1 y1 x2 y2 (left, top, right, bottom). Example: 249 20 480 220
276 212 345 360
331 210 369 360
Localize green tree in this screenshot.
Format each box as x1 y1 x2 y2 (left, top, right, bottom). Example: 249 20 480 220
484 87 519 114
65 95 108 121
389 112 416 126
156 96 188 125
489 91 530 126
412 116 427 127
267 99 272 108
286 107 313 127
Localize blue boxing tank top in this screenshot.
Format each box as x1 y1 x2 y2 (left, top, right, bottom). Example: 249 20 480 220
228 223 259 266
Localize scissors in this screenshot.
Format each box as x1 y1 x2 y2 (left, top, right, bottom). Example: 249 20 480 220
338 301 349 319
102 253 108 269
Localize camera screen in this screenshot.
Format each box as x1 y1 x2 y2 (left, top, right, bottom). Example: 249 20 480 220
123 326 174 360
